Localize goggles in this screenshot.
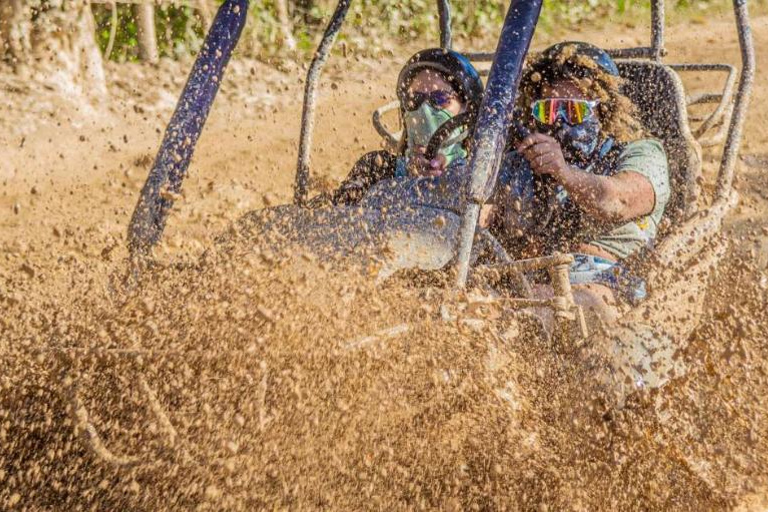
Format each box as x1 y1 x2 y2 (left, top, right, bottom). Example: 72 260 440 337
531 98 599 126
403 89 456 111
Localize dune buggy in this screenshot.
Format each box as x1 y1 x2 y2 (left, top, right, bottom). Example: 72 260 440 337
25 0 754 469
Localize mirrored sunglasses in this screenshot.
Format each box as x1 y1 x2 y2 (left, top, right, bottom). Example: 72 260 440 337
531 98 599 125
404 90 456 111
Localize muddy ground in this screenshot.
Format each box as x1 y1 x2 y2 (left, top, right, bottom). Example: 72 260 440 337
2 13 768 511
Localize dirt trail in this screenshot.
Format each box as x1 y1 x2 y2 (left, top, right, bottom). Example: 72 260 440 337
2 13 768 511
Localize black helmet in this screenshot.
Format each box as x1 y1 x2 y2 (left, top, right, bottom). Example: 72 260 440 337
396 48 484 116
529 41 619 82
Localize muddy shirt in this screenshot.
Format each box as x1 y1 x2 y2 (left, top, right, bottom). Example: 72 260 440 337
493 139 670 260
332 151 400 206
587 139 670 259
333 150 469 209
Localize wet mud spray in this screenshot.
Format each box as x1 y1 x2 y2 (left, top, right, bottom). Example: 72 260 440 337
3 15 768 512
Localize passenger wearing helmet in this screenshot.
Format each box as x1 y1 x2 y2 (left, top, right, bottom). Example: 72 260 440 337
331 48 483 205
492 42 670 318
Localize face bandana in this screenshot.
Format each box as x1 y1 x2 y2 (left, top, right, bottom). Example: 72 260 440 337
550 116 602 166
403 103 468 168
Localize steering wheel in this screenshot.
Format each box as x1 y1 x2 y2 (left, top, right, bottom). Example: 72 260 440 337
423 116 539 297
505 121 559 235
424 112 474 162
527 175 558 234
427 116 559 236
423 115 561 240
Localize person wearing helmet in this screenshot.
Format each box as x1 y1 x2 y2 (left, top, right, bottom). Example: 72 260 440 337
331 48 484 206
491 41 670 322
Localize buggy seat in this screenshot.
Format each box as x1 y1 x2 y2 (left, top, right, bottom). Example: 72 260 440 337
616 60 702 223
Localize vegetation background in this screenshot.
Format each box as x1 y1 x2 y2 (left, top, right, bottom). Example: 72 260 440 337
89 0 768 62
0 0 766 103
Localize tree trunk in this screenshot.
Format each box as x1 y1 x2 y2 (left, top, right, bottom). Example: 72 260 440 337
134 2 159 63
0 0 106 101
197 0 213 30
275 0 296 51
0 0 31 75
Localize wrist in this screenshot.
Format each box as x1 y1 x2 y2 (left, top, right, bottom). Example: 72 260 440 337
551 162 573 181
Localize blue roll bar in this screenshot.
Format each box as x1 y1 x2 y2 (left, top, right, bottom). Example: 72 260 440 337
454 0 543 287
128 0 249 259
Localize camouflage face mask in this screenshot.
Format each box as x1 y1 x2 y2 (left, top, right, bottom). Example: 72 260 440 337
551 116 602 166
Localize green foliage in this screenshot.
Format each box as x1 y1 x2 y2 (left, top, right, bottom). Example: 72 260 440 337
91 0 764 62
92 4 204 62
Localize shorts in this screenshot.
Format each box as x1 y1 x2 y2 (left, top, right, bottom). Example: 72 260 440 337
569 254 647 304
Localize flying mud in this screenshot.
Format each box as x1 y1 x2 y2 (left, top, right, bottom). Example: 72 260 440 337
2 13 768 511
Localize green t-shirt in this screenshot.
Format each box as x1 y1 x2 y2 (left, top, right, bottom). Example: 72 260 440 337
588 139 671 259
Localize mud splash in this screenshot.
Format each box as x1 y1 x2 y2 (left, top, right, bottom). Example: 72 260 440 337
2 227 768 510
3 13 768 511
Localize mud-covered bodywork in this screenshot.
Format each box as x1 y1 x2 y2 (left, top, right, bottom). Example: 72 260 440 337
228 204 461 281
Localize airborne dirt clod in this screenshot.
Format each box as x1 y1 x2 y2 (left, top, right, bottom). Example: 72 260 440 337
2 15 768 511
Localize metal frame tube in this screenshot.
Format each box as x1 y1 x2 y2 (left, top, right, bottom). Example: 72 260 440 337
469 47 663 63
651 0 664 61
127 0 249 258
468 0 666 65
455 0 543 288
607 47 659 59
438 0 452 49
372 100 402 150
672 64 737 141
715 0 755 202
294 0 352 206
470 47 666 62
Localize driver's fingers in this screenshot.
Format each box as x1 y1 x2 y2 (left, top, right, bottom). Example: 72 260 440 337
430 154 447 170
409 155 437 177
521 144 558 163
517 133 553 152
521 140 557 156
536 152 560 165
531 154 559 172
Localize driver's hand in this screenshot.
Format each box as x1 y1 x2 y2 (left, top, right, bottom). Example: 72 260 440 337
408 145 447 178
517 133 568 179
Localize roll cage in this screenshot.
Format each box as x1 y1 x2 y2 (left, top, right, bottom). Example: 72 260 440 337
127 0 755 289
